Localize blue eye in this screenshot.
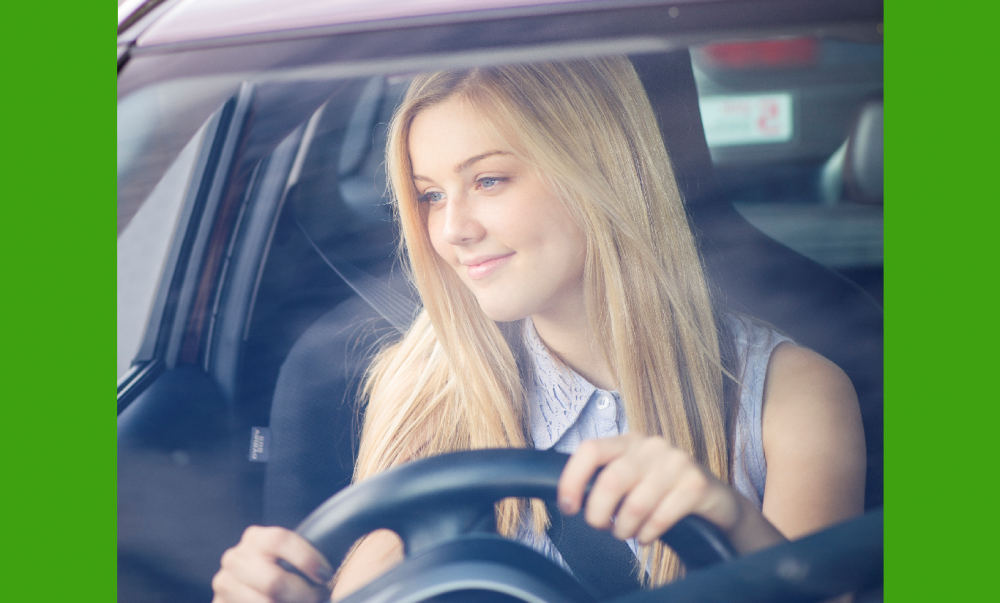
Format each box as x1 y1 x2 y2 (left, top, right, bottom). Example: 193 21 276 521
478 177 506 190
418 191 445 204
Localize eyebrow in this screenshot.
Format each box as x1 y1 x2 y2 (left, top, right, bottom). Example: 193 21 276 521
455 150 511 173
412 150 512 182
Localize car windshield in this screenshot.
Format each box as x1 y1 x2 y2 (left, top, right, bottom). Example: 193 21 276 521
117 38 883 365
118 9 883 601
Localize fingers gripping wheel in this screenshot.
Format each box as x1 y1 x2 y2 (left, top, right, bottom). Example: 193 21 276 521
295 449 736 592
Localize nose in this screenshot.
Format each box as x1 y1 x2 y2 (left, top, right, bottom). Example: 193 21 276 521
439 197 485 246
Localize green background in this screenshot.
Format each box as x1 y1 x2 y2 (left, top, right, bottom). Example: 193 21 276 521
2 3 109 599
888 2 996 602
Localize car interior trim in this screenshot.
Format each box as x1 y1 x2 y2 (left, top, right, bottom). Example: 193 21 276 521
116 359 165 414
205 126 306 401
172 84 255 367
614 509 883 603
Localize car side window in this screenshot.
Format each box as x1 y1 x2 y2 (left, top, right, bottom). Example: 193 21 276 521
117 121 208 380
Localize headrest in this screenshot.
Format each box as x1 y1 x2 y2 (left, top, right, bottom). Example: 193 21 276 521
844 98 883 204
820 97 883 205
292 76 408 247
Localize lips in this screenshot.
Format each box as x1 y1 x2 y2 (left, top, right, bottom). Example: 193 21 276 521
464 253 514 280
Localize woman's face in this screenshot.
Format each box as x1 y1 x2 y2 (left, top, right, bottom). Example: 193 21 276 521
408 96 587 324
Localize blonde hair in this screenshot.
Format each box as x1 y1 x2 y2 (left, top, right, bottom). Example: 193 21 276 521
354 57 730 586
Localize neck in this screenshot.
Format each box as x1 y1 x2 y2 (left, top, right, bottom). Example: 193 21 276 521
531 308 616 391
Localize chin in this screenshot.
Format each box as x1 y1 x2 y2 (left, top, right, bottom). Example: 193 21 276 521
481 309 529 324
475 298 531 324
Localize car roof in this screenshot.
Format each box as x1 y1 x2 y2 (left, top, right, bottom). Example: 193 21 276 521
119 0 881 49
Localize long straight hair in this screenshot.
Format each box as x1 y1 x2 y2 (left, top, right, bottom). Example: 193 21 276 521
354 57 734 585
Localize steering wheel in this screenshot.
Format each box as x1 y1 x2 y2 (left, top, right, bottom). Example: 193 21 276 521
294 449 736 603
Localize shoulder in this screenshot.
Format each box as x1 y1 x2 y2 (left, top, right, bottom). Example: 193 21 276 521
764 344 857 412
759 343 866 536
762 343 863 456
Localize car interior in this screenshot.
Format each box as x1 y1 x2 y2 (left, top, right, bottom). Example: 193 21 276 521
118 39 882 603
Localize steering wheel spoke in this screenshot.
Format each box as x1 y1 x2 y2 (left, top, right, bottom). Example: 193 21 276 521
396 503 499 555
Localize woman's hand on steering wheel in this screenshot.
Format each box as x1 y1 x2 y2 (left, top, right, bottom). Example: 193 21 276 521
558 434 748 548
212 525 334 603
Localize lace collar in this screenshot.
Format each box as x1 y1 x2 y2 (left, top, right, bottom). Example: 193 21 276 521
522 319 608 449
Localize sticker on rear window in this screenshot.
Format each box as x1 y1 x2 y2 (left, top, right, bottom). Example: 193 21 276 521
699 93 793 147
249 426 271 462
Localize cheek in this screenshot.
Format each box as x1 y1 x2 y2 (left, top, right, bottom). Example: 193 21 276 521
553 228 587 280
533 206 586 266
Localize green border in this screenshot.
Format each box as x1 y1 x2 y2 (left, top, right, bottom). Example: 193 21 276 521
888 2 996 600
1 4 109 599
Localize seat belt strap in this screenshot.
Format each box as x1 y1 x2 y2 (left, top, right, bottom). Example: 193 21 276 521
545 500 642 599
294 210 418 334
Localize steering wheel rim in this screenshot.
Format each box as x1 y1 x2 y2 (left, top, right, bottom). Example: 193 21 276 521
297 449 565 563
296 449 735 572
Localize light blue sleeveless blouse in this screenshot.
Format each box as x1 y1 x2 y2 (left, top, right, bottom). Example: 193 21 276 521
515 315 793 571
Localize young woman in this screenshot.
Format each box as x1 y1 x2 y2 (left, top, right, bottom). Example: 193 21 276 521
211 57 866 603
